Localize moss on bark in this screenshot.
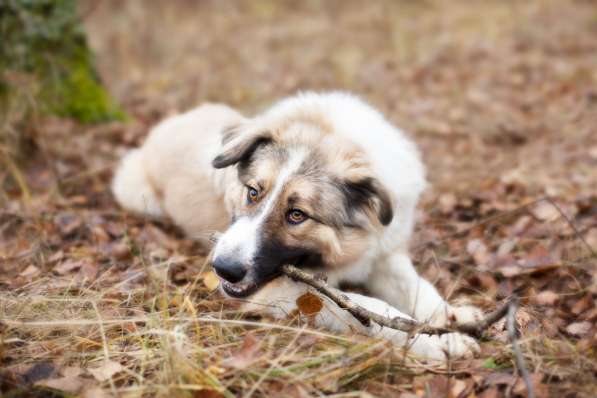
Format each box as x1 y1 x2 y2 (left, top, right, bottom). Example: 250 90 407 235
0 0 123 160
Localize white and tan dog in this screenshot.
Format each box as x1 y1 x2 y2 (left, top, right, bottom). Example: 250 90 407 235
112 92 482 363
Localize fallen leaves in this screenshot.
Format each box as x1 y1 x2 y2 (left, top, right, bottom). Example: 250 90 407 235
565 321 592 337
54 259 85 275
512 373 548 397
531 291 559 306
1 1 597 397
296 292 323 317
202 270 220 291
530 201 561 222
88 360 124 382
467 239 491 268
14 363 125 396
19 264 40 278
223 332 262 370
37 367 85 394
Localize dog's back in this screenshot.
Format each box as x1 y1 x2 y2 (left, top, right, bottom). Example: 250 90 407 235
112 104 244 238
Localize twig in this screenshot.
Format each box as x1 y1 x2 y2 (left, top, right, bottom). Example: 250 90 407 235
281 264 510 337
544 196 597 259
507 300 535 398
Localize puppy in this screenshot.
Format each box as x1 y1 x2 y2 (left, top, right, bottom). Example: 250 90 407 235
112 92 482 363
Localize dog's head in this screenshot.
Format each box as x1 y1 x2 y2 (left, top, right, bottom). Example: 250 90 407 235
210 119 393 297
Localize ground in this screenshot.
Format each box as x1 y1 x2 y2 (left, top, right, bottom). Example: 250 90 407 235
1 1 596 397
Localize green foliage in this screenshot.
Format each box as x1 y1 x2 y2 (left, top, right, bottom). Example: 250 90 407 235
482 357 499 369
0 0 124 123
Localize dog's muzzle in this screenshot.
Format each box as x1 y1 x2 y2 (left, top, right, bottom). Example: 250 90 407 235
212 256 246 284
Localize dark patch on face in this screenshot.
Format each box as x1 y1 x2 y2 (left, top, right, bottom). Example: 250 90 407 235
253 235 323 281
213 132 272 169
337 177 394 226
219 232 323 298
237 144 288 183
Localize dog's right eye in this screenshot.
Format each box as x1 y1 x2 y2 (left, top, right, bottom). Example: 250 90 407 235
247 187 259 203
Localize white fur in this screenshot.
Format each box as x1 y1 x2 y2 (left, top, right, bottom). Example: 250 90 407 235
244 277 479 364
111 149 163 218
112 92 483 363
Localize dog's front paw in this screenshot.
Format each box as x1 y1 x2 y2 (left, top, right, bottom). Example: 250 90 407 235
409 332 480 364
438 332 480 360
447 304 484 324
428 304 484 327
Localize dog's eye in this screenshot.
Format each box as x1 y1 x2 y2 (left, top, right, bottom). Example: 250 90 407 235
247 187 259 203
287 209 307 225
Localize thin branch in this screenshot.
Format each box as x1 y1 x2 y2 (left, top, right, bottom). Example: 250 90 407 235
282 264 510 337
507 300 535 398
544 196 597 259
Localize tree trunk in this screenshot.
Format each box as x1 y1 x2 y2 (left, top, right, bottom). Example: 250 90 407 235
0 0 123 160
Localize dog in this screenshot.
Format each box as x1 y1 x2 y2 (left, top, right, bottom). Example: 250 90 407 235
112 92 482 363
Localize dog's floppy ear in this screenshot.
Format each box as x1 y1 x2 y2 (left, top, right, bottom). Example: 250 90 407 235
212 124 272 169
342 177 394 226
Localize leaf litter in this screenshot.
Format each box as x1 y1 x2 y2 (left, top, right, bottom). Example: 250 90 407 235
1 0 596 396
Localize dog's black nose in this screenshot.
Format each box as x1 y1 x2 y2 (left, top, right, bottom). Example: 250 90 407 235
212 257 247 283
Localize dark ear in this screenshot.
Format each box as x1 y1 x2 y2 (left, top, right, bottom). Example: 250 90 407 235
342 177 394 226
212 126 272 169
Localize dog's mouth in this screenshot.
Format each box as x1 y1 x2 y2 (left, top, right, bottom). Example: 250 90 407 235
220 279 260 298
219 254 312 298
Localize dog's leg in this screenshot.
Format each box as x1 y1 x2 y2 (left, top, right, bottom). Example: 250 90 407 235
366 252 483 327
241 276 479 363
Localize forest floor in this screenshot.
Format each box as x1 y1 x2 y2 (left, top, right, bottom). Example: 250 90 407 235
1 1 596 397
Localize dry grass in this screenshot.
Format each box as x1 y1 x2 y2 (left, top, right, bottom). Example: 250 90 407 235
1 1 596 397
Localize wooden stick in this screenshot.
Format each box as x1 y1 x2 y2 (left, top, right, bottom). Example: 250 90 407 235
282 264 511 337
507 300 536 398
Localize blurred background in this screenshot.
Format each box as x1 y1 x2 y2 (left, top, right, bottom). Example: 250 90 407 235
1 1 596 397
84 0 596 196
2 0 596 198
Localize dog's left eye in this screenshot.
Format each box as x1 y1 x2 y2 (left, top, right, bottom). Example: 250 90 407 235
247 187 259 203
287 209 307 224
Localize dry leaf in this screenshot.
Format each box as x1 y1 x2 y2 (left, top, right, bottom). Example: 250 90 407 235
522 244 557 269
108 242 131 260
54 259 84 275
203 270 220 291
566 321 592 337
54 212 83 236
450 378 467 397
19 264 40 278
498 265 522 278
467 239 491 267
531 201 559 222
296 292 323 316
88 360 124 382
223 332 261 369
570 294 593 315
438 193 457 214
513 373 547 397
36 367 85 394
532 291 559 306
484 372 516 387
